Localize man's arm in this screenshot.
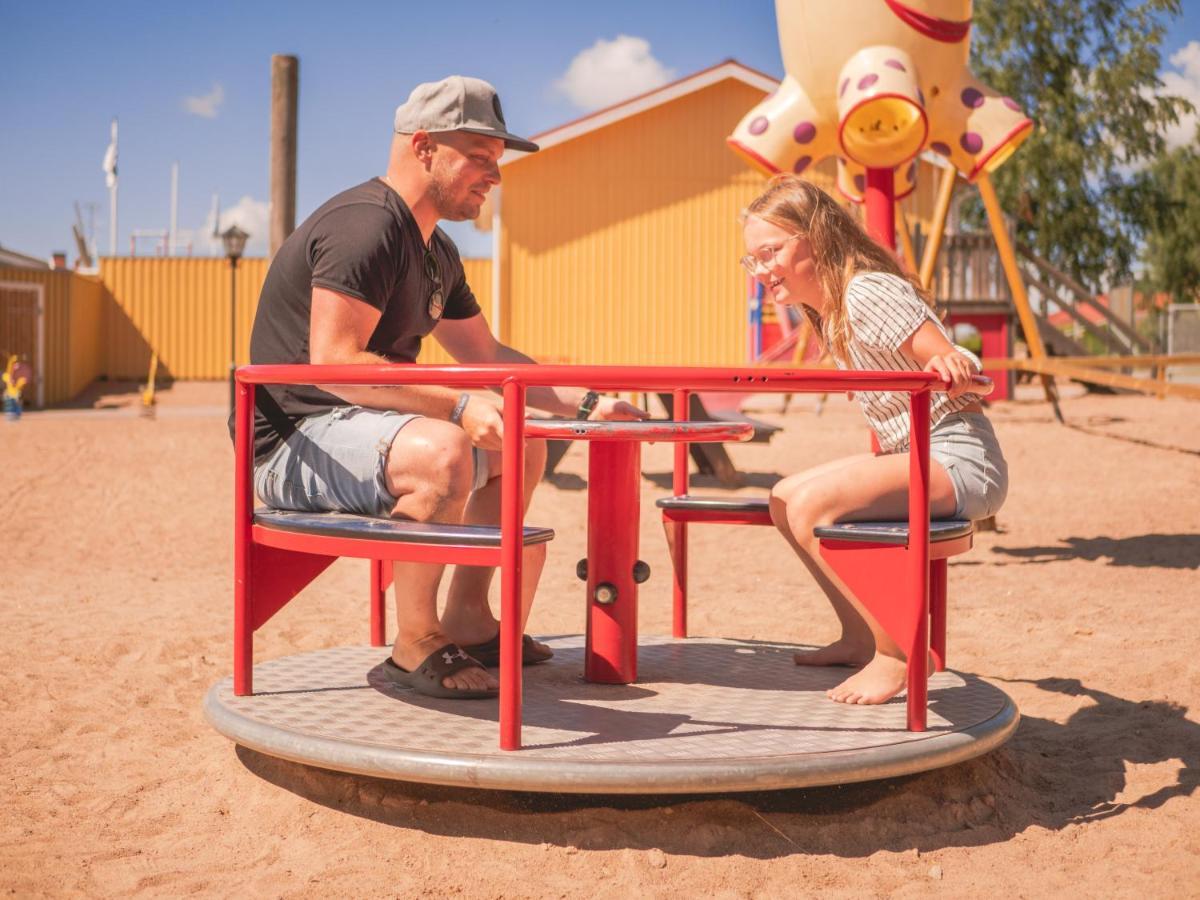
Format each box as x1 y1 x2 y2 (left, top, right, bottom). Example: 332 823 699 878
310 286 505 448
434 313 647 420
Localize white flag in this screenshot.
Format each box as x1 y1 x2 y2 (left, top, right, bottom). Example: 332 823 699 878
102 118 118 189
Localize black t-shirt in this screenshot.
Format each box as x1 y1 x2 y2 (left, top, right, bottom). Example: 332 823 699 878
238 178 481 461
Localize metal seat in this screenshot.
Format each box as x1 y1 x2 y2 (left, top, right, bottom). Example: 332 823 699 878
254 509 555 546
813 519 973 545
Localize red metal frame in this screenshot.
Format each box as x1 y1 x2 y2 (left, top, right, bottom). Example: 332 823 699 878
233 362 951 748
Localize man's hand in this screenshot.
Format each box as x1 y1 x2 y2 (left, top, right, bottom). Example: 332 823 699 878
458 396 505 451
924 352 979 399
590 395 650 421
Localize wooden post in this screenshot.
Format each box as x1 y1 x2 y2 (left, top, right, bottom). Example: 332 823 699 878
977 173 1063 420
895 202 918 275
270 55 299 258
919 165 957 292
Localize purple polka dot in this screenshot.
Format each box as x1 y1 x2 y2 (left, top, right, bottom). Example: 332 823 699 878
885 59 907 72
930 141 952 156
749 116 769 136
961 87 985 109
858 73 879 90
853 174 866 193
793 121 816 144
1002 96 1022 112
906 162 916 182
840 78 850 97
960 132 984 153
793 156 812 174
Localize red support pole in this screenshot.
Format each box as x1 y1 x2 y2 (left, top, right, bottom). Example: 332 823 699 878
233 379 255 695
369 559 387 647
930 558 947 672
671 388 690 638
907 389 931 731
499 379 525 750
864 167 897 251
585 440 642 683
865 167 896 459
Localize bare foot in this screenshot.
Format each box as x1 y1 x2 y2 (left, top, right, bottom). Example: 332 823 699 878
392 633 499 693
826 652 909 705
794 637 874 668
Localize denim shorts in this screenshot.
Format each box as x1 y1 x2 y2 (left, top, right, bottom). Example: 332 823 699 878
927 411 1008 521
254 406 489 517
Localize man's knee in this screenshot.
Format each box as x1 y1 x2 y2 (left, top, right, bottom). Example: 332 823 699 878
387 421 475 516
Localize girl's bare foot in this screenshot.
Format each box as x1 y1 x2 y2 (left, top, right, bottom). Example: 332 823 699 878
793 636 874 667
826 651 908 704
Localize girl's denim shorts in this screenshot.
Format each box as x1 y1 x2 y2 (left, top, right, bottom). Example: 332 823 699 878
926 410 1008 521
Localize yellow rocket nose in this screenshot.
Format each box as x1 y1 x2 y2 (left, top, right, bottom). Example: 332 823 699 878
841 96 927 168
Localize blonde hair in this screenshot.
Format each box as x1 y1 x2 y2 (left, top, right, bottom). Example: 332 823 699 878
744 174 930 365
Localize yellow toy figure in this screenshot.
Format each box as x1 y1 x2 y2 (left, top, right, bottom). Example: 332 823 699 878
3 355 30 421
728 0 1032 202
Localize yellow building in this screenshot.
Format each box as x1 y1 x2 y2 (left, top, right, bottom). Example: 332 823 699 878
482 59 944 367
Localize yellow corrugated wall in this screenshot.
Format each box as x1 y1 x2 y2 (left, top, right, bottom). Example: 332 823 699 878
98 257 269 380
66 274 105 399
498 78 943 365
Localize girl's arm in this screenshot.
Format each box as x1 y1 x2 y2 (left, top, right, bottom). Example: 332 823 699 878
900 321 983 399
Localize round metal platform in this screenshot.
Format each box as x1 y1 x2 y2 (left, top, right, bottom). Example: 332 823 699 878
204 635 1018 794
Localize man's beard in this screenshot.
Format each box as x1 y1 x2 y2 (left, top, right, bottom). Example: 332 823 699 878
429 173 481 222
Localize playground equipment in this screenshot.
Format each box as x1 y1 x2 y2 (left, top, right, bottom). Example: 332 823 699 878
204 362 1017 793
2 355 31 420
139 353 158 418
727 1 1198 404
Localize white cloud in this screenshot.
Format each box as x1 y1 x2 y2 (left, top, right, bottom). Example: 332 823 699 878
198 195 270 256
1161 41 1200 151
552 35 675 111
183 83 225 119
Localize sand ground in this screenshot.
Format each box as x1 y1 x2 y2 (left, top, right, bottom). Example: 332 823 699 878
2 381 1198 898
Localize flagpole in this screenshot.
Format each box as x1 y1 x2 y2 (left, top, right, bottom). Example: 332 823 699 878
104 118 119 256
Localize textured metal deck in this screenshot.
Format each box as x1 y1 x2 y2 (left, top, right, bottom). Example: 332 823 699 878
205 635 1018 794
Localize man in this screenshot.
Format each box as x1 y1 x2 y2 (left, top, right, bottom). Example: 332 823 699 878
243 76 645 698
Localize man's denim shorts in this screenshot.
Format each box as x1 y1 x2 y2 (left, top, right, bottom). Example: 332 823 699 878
928 411 1009 521
254 406 489 517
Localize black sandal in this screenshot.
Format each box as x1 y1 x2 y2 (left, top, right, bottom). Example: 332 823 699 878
462 633 554 668
380 644 498 699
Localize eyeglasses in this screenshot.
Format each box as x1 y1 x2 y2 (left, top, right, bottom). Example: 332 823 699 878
424 248 444 320
739 234 802 274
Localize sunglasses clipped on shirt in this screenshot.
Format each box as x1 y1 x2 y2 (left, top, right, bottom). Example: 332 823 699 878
424 247 444 321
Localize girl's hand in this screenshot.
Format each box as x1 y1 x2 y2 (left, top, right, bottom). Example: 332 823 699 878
923 352 978 399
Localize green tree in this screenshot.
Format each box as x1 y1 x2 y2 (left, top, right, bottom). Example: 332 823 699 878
1140 132 1200 303
969 0 1192 289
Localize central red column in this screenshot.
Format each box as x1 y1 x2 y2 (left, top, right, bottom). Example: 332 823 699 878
584 441 641 683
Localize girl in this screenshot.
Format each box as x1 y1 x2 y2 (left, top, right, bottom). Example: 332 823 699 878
742 175 1007 706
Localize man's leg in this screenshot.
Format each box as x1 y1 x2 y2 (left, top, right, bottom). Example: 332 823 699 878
440 439 549 653
385 419 496 693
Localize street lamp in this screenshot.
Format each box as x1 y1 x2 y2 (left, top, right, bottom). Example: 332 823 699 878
221 225 249 413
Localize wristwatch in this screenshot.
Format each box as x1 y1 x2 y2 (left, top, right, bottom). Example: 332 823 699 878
576 390 600 420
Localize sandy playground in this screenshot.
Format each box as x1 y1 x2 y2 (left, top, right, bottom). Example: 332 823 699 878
2 379 1199 897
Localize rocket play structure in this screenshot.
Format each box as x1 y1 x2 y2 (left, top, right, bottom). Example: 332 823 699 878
727 0 1075 412
728 0 1031 212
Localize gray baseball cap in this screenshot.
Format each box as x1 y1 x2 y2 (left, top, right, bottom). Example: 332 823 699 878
393 76 539 153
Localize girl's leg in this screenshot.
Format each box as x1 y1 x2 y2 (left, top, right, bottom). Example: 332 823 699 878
771 452 958 704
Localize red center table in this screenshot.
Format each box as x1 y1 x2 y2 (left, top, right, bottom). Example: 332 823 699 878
523 418 754 684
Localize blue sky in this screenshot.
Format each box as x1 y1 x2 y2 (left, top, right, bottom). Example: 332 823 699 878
2 0 1197 263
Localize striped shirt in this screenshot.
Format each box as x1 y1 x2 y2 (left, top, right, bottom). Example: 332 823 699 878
835 272 979 453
